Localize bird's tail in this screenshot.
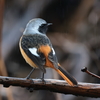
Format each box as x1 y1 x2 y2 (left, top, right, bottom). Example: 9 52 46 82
54 65 77 86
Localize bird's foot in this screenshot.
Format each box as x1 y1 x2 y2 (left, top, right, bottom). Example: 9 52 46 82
25 77 34 92
26 87 34 92
40 77 46 84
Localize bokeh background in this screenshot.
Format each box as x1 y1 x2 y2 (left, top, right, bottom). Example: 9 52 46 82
0 0 100 100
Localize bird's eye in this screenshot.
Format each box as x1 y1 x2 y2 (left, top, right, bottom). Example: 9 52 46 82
38 24 48 33
41 24 47 28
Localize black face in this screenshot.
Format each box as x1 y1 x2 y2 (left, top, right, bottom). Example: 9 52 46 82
38 24 48 34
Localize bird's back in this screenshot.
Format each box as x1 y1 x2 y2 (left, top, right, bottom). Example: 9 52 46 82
20 34 52 49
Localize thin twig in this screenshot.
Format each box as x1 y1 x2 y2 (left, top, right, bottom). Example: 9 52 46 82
0 76 100 97
81 67 100 79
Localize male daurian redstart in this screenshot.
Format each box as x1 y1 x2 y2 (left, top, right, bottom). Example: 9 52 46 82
19 18 77 86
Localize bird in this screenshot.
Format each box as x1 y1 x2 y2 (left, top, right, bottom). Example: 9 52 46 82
19 18 77 86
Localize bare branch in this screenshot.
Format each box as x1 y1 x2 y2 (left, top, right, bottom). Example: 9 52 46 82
0 76 100 97
81 67 100 79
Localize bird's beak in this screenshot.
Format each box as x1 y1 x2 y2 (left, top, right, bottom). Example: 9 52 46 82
47 23 52 26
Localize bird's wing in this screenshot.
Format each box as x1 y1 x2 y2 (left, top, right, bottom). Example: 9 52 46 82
48 48 58 69
24 47 46 73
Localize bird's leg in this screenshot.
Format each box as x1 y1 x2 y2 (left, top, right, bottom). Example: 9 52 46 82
26 68 35 92
26 68 35 79
41 72 44 80
41 72 45 83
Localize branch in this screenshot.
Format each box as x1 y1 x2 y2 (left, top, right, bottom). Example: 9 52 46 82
0 76 100 97
81 67 100 79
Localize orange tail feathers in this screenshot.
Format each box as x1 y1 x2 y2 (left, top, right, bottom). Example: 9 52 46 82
54 65 77 86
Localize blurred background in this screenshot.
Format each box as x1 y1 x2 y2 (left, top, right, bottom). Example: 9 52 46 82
0 0 100 100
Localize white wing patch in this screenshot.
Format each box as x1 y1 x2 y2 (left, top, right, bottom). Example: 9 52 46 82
29 48 39 57
52 48 55 55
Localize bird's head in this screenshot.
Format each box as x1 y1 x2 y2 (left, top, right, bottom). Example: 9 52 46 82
23 18 52 35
